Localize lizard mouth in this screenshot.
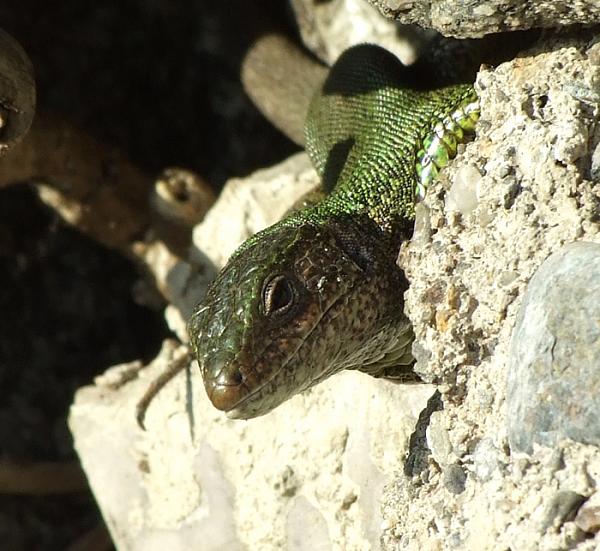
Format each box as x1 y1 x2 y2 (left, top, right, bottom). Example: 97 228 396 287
206 287 347 419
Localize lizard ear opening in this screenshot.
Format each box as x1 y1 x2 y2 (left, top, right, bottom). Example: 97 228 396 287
326 216 384 274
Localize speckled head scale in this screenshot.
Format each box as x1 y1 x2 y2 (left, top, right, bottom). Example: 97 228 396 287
189 213 412 418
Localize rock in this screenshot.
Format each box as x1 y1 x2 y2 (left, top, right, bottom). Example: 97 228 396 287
367 0 600 38
575 492 600 534
289 0 428 65
443 464 467 494
288 0 533 86
472 438 505 482
71 347 434 550
541 491 586 532
191 152 316 270
426 410 455 467
445 164 481 216
387 32 600 551
507 242 600 454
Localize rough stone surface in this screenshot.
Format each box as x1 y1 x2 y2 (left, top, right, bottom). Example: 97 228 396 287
71 344 434 550
368 0 600 38
508 242 600 454
385 33 600 550
70 31 600 551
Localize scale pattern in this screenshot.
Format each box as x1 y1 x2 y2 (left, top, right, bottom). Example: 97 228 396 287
304 45 478 229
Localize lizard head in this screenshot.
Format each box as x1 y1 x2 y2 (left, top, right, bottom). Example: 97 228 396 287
188 214 408 419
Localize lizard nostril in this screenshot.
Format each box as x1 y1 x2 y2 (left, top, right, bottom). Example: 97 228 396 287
207 364 246 412
215 363 243 386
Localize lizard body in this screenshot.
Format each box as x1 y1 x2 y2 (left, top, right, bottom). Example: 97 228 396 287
187 44 479 419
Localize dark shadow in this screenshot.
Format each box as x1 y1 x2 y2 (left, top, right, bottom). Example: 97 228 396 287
404 390 444 477
321 137 355 194
0 184 170 551
320 30 543 102
185 359 196 442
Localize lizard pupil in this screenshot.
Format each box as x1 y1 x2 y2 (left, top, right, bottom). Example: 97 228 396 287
262 275 295 316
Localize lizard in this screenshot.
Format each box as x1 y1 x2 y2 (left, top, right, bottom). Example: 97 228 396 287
136 36 479 425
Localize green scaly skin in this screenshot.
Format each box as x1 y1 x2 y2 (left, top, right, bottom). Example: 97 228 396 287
188 45 479 419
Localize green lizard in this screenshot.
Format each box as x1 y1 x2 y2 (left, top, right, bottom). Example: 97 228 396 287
183 43 479 419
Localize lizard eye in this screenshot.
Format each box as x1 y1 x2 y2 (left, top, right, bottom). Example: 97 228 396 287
262 275 296 317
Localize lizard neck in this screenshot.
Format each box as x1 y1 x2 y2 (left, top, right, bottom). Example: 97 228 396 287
305 45 479 230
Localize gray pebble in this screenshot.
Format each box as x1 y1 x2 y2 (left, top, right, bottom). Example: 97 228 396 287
507 242 600 453
575 498 600 534
541 490 585 532
443 464 467 494
472 438 504 482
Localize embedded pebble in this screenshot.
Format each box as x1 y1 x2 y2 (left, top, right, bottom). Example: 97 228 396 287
443 464 467 495
574 492 600 534
472 438 504 482
541 491 585 532
426 411 454 467
411 202 433 248
590 141 600 181
445 164 481 215
507 242 600 454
